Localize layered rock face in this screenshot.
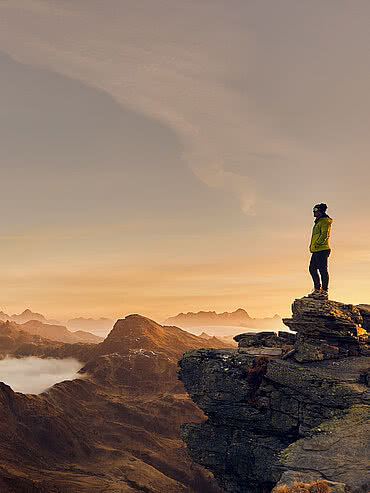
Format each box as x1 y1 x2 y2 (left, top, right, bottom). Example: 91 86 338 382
283 298 369 362
179 297 370 493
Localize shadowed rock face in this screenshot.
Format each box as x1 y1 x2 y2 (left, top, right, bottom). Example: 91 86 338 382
358 304 370 332
179 297 370 493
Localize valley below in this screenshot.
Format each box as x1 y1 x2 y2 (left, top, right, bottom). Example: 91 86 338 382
0 313 234 492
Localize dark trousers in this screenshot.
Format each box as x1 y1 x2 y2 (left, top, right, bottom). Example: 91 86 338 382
309 249 331 290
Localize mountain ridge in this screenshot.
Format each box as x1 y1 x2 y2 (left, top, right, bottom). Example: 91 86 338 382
164 308 283 332
0 313 232 492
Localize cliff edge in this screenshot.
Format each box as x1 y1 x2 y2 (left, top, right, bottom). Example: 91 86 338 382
178 297 370 493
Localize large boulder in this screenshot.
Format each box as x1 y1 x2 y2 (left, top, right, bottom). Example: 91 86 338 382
283 298 369 362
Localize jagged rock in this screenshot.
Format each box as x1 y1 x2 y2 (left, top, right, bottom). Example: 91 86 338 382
357 304 370 332
234 331 295 350
283 298 369 362
278 332 296 344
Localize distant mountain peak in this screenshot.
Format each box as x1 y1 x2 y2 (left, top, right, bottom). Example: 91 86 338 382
199 332 212 339
164 308 253 325
163 308 284 331
106 314 164 341
11 309 47 323
94 313 236 361
21 308 42 315
232 308 250 316
66 316 113 330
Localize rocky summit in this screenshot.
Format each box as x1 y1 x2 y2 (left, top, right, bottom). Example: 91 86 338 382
178 296 370 493
283 297 369 362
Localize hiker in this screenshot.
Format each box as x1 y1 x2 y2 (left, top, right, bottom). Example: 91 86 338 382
308 203 332 300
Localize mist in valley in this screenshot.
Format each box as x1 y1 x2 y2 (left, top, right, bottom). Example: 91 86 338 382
0 357 83 394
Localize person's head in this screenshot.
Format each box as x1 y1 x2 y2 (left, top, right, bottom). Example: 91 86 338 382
313 203 327 218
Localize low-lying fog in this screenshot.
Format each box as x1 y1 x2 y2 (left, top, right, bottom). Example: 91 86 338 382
0 357 82 394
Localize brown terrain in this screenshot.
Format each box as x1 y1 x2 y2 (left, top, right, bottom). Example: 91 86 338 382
0 310 104 343
0 314 233 492
19 320 103 344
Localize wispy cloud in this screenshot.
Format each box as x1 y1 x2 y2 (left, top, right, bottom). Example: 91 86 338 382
190 156 257 215
0 1 260 214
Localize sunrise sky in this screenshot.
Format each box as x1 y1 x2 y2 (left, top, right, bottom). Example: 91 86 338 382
1 1 370 322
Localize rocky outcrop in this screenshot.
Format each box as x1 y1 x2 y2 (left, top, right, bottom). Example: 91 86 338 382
283 298 369 362
179 297 370 492
272 403 370 492
234 331 295 357
357 304 370 332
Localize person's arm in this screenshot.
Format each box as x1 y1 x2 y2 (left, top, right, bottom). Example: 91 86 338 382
316 220 331 246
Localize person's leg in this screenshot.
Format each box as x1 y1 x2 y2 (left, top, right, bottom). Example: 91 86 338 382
317 249 331 291
309 253 321 290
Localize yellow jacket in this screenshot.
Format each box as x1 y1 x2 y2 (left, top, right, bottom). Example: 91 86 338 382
310 216 332 252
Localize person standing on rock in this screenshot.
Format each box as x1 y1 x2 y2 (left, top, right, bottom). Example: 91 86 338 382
308 203 332 300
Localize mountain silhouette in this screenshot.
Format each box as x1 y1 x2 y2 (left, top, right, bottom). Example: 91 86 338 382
164 308 283 333
0 308 60 325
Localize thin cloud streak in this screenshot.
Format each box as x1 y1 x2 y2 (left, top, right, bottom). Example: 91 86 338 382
0 1 260 213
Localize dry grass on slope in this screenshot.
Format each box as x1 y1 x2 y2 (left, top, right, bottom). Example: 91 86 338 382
275 481 331 493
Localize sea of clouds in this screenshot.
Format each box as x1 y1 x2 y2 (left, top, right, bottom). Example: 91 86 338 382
0 357 83 394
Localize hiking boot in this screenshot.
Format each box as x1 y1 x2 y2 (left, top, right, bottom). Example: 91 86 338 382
317 289 329 300
307 288 322 298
